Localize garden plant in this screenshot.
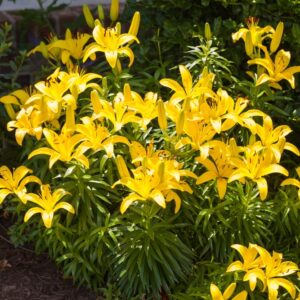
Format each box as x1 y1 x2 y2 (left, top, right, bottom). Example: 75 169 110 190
1 0 300 299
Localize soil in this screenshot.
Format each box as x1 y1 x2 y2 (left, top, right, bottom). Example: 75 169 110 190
0 217 98 300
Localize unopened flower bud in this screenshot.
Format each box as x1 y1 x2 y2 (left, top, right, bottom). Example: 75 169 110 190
97 4 105 21
204 22 212 40
129 11 140 36
157 99 167 131
116 155 130 178
245 31 253 57
110 0 119 22
83 4 94 28
176 110 185 135
270 21 284 53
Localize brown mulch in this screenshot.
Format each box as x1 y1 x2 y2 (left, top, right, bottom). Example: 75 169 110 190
0 220 98 300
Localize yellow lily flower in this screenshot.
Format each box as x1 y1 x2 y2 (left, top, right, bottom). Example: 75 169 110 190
113 145 195 213
227 244 263 273
0 88 34 119
251 244 298 299
129 141 171 166
196 141 236 199
24 184 74 228
75 116 129 157
106 83 157 130
198 89 234 134
58 68 102 99
49 29 92 65
253 116 299 162
227 243 298 297
281 166 300 200
175 120 216 161
232 17 275 57
123 87 159 130
28 33 61 61
28 68 75 115
248 49 300 89
83 20 139 68
222 97 265 133
210 283 248 300
160 65 214 104
7 107 43 145
228 148 288 200
28 128 89 169
92 94 140 131
0 165 41 204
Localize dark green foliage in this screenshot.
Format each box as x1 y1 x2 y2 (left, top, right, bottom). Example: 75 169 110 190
113 206 193 298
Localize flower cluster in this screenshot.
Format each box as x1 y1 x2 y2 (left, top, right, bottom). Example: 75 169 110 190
210 244 299 299
0 166 73 228
233 18 300 90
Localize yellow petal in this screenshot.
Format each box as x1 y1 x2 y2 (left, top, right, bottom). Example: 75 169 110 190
232 291 248 300
275 50 290 73
272 278 296 298
231 244 249 260
0 189 12 204
226 261 244 272
281 178 300 188
120 193 142 214
211 118 222 134
118 47 135 67
255 177 268 201
223 283 236 299
165 190 181 213
13 166 31 185
41 211 54 228
15 128 28 145
105 51 118 68
210 284 223 300
19 175 41 190
0 95 20 105
196 171 216 185
259 164 288 177
83 44 102 62
217 178 227 199
284 142 300 156
256 73 271 86
268 280 279 300
248 58 273 75
28 147 57 159
150 189 166 208
243 268 266 291
159 78 185 95
49 153 61 168
53 202 75 214
4 103 16 119
24 207 44 222
179 65 192 94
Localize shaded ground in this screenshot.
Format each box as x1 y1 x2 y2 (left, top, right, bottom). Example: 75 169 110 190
0 219 98 300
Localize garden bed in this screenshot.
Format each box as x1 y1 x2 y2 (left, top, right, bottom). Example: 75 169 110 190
0 220 97 300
